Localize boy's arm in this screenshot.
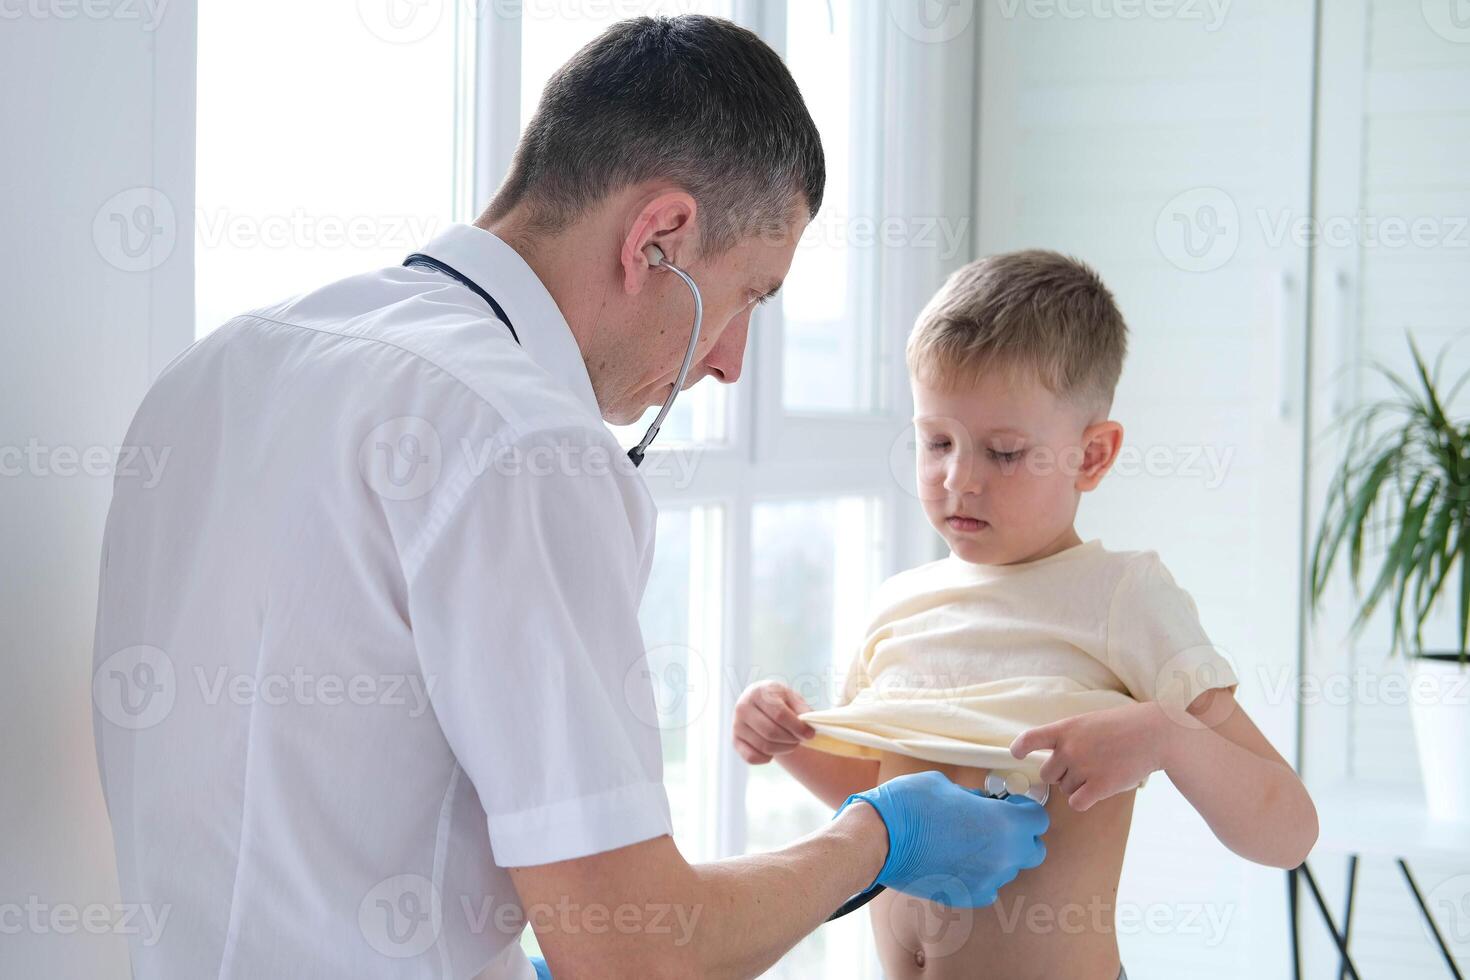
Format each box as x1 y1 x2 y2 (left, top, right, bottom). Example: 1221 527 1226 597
1010 689 1318 869
1156 688 1318 868
777 746 881 811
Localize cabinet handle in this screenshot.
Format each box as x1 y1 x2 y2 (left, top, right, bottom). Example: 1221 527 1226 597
1275 270 1296 420
1331 268 1354 420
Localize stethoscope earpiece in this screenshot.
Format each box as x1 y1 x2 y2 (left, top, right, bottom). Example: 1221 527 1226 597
628 244 702 468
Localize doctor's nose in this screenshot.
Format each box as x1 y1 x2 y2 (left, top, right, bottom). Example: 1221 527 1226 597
702 312 750 385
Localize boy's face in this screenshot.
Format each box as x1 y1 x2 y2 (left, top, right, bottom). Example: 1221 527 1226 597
910 368 1121 566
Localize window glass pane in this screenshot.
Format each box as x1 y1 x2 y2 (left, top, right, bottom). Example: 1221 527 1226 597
638 505 724 863
746 496 884 977
195 2 457 337
781 0 882 414
520 2 733 447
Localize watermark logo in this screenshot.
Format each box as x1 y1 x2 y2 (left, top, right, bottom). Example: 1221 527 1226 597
360 417 443 501
357 0 444 43
1156 187 1239 272
889 0 974 44
1423 0 1470 43
1426 874 1470 945
993 895 1235 944
884 876 976 959
0 0 170 30
625 644 710 731
359 874 441 958
1150 644 1240 729
994 0 1230 31
93 645 177 730
0 897 171 945
93 187 177 273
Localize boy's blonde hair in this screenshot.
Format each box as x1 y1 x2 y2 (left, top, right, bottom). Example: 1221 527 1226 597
906 250 1128 415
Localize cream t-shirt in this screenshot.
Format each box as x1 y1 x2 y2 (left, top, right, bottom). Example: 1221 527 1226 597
799 538 1238 780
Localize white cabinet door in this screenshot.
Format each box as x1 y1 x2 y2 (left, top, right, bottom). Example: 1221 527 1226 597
976 3 1316 977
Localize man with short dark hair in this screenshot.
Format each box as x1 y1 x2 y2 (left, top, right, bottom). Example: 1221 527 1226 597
93 16 1047 978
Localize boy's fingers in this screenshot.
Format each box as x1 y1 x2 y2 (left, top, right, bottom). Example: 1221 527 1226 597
1037 755 1065 785
780 688 818 738
1010 725 1058 759
764 698 815 742
733 735 773 765
745 710 799 747
1068 782 1100 812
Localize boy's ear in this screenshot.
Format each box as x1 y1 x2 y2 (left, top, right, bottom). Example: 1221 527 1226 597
1075 421 1123 491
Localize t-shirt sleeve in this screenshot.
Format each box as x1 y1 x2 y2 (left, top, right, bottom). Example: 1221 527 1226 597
402 425 672 867
1106 551 1238 710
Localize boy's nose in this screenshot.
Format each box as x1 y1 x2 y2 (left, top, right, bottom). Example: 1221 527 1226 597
944 454 981 495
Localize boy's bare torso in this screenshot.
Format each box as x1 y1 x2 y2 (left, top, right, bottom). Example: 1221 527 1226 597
871 752 1133 980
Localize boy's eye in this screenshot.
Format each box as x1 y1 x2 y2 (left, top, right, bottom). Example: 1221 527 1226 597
924 438 953 453
988 448 1025 463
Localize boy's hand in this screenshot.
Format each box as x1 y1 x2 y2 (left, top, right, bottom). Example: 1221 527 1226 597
1009 702 1168 812
733 680 817 764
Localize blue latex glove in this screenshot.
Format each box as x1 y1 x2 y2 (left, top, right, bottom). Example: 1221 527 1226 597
836 770 1049 907
529 955 551 980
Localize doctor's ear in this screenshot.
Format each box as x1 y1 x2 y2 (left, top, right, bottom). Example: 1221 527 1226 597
620 189 697 294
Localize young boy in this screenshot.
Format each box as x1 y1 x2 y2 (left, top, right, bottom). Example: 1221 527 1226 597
733 251 1317 980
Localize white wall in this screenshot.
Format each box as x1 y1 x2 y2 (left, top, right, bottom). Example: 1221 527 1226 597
0 3 194 977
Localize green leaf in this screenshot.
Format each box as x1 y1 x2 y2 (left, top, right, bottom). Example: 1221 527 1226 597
1347 446 1404 588
1389 481 1436 656
1411 486 1453 651
1356 473 1427 647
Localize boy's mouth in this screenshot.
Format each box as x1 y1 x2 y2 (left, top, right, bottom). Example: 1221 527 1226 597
946 515 988 532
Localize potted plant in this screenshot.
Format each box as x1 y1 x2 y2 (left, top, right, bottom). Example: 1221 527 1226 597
1309 337 1470 821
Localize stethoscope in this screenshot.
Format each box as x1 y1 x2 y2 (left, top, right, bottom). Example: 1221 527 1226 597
404 243 702 468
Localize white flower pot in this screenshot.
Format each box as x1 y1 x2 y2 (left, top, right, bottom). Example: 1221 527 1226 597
1409 655 1470 822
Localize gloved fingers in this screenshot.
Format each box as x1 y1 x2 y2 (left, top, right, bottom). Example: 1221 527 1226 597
529 955 551 980
1019 837 1047 869
1000 794 1051 834
971 888 999 908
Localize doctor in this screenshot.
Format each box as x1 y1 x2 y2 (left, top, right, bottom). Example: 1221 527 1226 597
92 14 1047 980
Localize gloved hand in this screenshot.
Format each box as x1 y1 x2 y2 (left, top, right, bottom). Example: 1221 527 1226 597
836 770 1049 906
529 955 551 980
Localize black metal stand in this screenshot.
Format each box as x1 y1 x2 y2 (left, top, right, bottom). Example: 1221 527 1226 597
1290 856 1465 979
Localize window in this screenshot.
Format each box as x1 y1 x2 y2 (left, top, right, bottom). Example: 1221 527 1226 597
195 1 460 336
779 0 886 414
